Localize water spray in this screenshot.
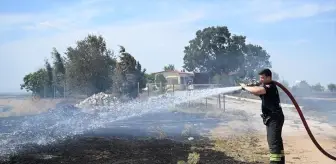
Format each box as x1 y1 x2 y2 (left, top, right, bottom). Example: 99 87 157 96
0 86 242 159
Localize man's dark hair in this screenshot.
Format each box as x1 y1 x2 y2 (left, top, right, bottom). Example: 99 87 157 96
258 68 272 77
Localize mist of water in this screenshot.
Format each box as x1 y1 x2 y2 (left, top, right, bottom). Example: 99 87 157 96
0 86 242 158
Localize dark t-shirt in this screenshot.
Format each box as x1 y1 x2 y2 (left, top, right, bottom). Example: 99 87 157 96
259 82 283 115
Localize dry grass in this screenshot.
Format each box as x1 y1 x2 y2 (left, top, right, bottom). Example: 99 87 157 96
187 152 201 164
212 133 269 163
178 152 201 164
0 96 84 117
0 98 65 117
178 120 268 163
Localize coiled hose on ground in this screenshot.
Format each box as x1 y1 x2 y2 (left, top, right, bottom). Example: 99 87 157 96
273 80 336 161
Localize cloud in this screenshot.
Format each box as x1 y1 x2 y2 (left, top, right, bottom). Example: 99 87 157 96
0 0 335 92
0 0 211 92
257 1 336 23
0 0 114 32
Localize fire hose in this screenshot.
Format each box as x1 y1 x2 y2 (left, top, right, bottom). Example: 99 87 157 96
273 81 336 161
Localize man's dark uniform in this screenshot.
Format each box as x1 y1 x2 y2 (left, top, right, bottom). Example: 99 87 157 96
259 81 285 163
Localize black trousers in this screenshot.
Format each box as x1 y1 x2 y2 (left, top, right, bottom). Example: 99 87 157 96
266 114 285 164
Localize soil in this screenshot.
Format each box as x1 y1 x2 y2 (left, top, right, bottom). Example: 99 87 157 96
0 135 264 164
2 94 336 164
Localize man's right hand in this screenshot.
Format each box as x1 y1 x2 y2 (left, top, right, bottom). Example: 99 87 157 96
239 83 246 90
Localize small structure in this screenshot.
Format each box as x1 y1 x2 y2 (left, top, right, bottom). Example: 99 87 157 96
153 70 194 90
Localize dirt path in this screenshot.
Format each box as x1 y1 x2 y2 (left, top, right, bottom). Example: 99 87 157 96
275 133 336 164
210 125 336 164
206 97 336 164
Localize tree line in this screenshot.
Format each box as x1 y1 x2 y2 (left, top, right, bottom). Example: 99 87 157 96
292 81 336 93
20 26 336 98
20 35 146 98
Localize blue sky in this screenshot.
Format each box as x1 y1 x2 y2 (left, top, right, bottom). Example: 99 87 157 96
0 0 335 93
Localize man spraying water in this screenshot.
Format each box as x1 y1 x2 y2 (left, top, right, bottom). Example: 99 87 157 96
240 68 285 164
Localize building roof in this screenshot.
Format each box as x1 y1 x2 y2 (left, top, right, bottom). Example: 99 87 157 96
152 70 194 75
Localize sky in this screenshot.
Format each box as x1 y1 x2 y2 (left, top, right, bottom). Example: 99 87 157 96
0 0 335 93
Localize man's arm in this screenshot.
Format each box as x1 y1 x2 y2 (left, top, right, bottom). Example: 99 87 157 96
243 86 266 95
240 83 266 95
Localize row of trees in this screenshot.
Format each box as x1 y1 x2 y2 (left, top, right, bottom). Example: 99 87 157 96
20 35 146 98
20 26 336 98
292 81 336 93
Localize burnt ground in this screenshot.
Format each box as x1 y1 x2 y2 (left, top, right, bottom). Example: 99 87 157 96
0 106 269 164
0 134 265 164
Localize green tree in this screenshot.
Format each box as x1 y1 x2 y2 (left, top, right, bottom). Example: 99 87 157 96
137 63 147 86
52 47 65 75
183 26 272 83
44 59 53 97
65 34 116 96
212 73 231 85
51 47 66 97
311 83 325 92
20 59 54 98
155 74 167 87
164 64 175 71
112 63 125 96
243 44 272 80
292 80 311 95
20 69 47 97
135 61 147 92
113 46 146 98
145 73 155 83
118 46 138 98
20 34 148 99
327 83 336 92
183 26 246 75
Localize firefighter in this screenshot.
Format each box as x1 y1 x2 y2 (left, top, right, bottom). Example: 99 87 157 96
240 68 285 164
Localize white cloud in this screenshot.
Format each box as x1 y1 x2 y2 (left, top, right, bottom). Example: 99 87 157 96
257 1 336 23
0 0 335 92
0 0 113 32
0 1 208 92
